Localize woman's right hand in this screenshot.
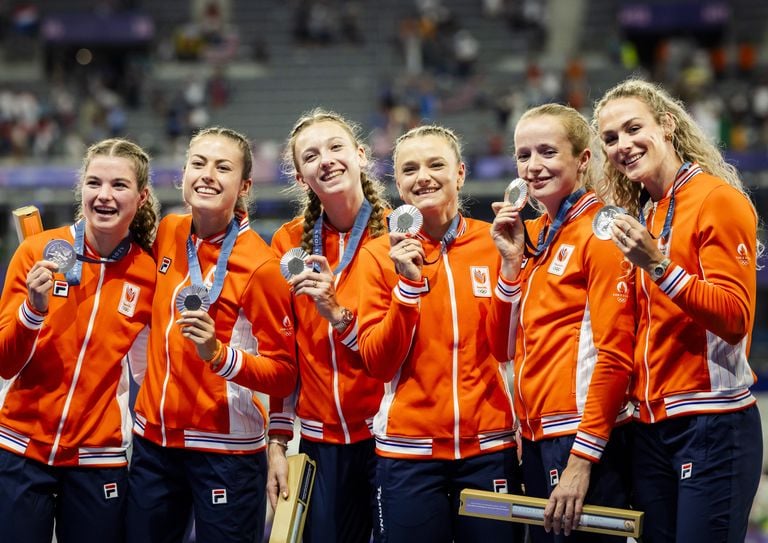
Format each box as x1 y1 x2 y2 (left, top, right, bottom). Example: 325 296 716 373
388 231 425 282
26 260 58 313
490 202 525 280
266 440 290 510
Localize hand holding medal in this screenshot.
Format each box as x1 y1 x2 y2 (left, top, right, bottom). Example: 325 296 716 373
592 205 628 241
503 178 529 212
279 248 313 281
388 205 426 281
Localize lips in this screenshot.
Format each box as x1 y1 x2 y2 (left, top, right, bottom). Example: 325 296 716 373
93 206 117 215
622 152 643 167
320 170 343 182
195 186 220 195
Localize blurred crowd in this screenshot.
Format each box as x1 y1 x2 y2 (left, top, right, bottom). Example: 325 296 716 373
0 0 766 178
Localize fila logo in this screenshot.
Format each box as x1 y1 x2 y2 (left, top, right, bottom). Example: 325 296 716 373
493 478 508 494
103 482 119 500
680 462 693 480
736 243 750 266
52 280 69 298
212 488 228 505
549 469 560 486
159 257 172 274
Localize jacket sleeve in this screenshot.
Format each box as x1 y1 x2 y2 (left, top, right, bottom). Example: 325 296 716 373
486 272 522 363
268 385 298 439
0 242 46 379
356 245 422 382
654 186 756 345
572 237 635 463
209 257 298 396
127 325 150 385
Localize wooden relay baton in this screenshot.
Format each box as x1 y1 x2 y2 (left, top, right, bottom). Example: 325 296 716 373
269 453 317 543
459 489 643 538
12 205 43 242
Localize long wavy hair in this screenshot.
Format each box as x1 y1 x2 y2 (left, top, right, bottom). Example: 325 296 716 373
282 108 389 252
592 78 763 263
74 138 159 252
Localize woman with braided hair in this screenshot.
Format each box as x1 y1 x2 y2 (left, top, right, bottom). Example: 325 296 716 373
267 108 389 542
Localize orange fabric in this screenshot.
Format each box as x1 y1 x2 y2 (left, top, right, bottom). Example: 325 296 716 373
357 217 516 460
0 225 155 467
631 171 758 423
133 214 297 453
268 217 384 444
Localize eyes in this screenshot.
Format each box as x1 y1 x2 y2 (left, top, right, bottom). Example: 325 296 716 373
602 125 641 146
300 142 346 164
190 159 233 173
400 159 446 175
85 178 131 190
515 148 557 162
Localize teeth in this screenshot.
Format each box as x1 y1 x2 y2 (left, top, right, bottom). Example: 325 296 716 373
323 171 343 181
196 186 218 195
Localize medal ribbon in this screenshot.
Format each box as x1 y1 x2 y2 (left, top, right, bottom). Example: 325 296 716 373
523 188 586 258
313 199 372 275
185 217 239 304
638 162 699 243
421 213 461 265
65 219 132 285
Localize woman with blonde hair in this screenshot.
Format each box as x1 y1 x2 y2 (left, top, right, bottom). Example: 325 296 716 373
488 103 634 541
594 78 762 542
356 124 522 543
267 108 389 542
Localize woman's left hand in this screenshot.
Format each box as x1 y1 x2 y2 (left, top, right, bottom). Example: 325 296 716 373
543 454 592 536
177 309 219 361
611 214 664 270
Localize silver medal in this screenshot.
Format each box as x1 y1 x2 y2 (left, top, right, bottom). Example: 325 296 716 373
279 248 312 280
592 205 627 241
175 284 211 313
504 178 528 211
389 205 423 235
43 239 77 273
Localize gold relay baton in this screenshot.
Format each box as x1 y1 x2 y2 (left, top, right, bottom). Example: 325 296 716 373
12 205 43 242
269 453 317 543
459 489 643 538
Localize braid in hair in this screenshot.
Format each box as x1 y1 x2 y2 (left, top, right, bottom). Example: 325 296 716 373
300 191 323 252
360 172 389 238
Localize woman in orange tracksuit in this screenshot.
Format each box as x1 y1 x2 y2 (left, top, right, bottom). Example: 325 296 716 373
594 78 762 543
356 125 522 543
125 127 297 543
267 109 389 542
0 138 159 543
488 104 634 542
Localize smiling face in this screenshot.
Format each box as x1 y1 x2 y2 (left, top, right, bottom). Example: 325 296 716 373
394 133 465 226
81 155 147 242
597 96 681 190
513 114 589 217
293 120 367 204
182 134 251 223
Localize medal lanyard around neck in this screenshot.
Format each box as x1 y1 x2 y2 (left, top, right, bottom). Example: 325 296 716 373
523 188 586 258
65 219 132 285
185 217 238 304
313 199 372 275
638 161 691 242
422 213 461 265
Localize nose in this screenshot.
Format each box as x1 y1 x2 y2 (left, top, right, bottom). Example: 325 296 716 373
319 150 336 168
97 183 114 200
526 153 542 175
617 132 632 151
416 164 431 184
